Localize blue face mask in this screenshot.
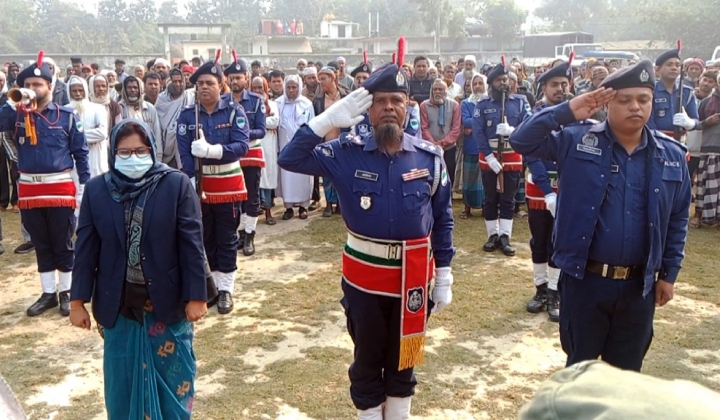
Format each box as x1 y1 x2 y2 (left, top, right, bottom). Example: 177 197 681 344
114 154 153 179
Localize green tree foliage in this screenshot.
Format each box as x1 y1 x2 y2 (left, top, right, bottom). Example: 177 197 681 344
638 0 717 58
483 0 525 49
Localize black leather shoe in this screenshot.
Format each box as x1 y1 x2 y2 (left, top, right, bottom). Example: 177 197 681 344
547 289 560 322
207 294 219 308
243 231 256 256
14 241 35 254
497 234 515 256
58 290 71 316
322 206 332 217
281 208 294 220
27 293 58 317
217 291 234 314
483 234 499 252
526 283 547 313
237 231 245 251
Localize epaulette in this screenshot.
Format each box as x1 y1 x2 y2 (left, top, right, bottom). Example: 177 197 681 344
413 138 443 156
339 132 365 148
247 91 263 100
58 105 76 114
509 93 527 100
652 129 689 152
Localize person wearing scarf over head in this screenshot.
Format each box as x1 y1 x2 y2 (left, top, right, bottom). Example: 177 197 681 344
154 68 195 169
176 57 250 315
276 74 315 220
250 76 280 225
459 73 487 219
118 76 162 161
88 74 122 138
66 75 109 177
70 119 207 419
100 69 119 102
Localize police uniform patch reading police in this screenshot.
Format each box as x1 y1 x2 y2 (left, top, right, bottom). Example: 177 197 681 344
407 288 424 313
236 116 246 129
178 124 187 135
360 195 372 210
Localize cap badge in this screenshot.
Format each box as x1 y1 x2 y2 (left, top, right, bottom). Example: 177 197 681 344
235 64 241 70
211 66 217 74
396 72 404 86
33 68 41 76
639 69 649 82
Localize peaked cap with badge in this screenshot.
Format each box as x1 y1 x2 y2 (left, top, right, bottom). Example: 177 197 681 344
350 50 373 78
224 49 248 76
16 51 53 87
486 58 510 84
362 37 408 94
599 59 655 91
189 49 224 84
537 52 575 86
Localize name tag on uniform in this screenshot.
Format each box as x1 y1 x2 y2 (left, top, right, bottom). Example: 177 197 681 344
655 98 667 103
215 123 231 129
576 144 602 156
189 124 203 130
402 168 430 181
355 170 379 182
484 109 497 114
46 126 63 130
611 164 619 173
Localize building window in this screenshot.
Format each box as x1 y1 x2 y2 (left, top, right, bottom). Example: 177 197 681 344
208 48 217 58
192 49 199 56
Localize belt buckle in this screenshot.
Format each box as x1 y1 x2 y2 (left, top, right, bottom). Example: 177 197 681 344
386 244 401 260
209 166 217 174
613 266 629 280
32 175 42 183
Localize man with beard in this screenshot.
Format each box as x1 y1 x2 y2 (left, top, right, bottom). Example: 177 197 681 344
523 61 574 323
44 57 69 106
223 53 267 256
66 76 108 177
454 55 477 91
153 58 171 80
268 70 284 100
473 59 531 257
420 78 461 186
0 51 89 317
684 57 705 88
296 59 307 73
177 58 250 315
302 67 321 101
88 74 121 137
143 72 162 105
510 60 691 372
278 47 454 419
648 48 700 137
154 68 195 169
117 76 162 161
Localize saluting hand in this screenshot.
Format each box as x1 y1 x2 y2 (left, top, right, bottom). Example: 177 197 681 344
568 88 615 121
308 88 373 138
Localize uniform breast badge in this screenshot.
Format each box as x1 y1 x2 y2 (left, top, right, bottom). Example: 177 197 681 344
360 195 372 210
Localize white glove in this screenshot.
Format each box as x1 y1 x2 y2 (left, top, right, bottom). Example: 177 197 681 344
432 267 453 313
191 129 223 160
496 122 515 137
485 154 503 174
544 192 557 218
673 112 696 131
74 183 84 218
308 88 373 137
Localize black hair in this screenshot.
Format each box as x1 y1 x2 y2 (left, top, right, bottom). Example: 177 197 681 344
90 63 100 71
114 122 151 149
143 72 161 83
269 69 284 80
251 60 262 67
146 59 156 70
414 56 429 65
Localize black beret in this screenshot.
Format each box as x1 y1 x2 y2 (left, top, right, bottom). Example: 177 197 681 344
224 59 248 76
351 63 373 78
362 63 408 94
536 60 573 85
189 60 224 84
599 59 655 91
655 49 680 66
487 63 509 84
16 52 53 87
70 57 82 64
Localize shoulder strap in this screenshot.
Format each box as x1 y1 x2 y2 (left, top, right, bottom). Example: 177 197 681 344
229 105 237 125
431 155 441 196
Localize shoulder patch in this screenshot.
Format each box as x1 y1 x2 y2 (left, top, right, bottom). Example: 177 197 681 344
178 124 187 136
339 132 364 148
236 116 246 129
415 139 443 156
75 119 83 133
316 143 334 158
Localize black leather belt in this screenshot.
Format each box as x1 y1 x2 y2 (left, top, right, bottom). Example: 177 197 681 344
586 260 644 280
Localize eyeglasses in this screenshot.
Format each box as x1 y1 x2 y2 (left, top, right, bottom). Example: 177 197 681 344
116 147 152 159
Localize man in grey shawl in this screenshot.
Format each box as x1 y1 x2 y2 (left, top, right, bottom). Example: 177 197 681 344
154 68 195 168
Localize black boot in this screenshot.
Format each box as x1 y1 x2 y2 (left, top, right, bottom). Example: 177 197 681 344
243 231 256 256
497 234 516 256
547 289 560 322
526 284 548 313
58 291 71 316
27 293 58 317
322 206 332 217
237 231 245 251
483 234 499 252
217 291 234 315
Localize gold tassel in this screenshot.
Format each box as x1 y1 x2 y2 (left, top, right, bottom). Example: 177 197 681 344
398 334 426 371
25 114 37 145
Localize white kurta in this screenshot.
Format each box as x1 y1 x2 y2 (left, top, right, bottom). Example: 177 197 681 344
260 100 280 190
276 96 315 205
81 102 110 177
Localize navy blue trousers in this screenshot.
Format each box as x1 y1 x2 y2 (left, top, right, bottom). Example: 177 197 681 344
201 202 239 273
341 279 433 410
559 271 655 372
528 208 557 267
481 170 521 220
241 166 262 218
21 207 75 272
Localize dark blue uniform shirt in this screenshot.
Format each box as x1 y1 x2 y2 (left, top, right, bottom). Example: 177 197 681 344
647 81 699 132
472 94 532 158
221 90 266 140
277 126 455 267
176 97 250 178
0 102 90 183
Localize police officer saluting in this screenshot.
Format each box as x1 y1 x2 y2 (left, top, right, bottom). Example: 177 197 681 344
0 51 89 317
278 38 454 420
524 60 575 322
222 50 266 257
510 60 691 371
472 58 531 256
177 55 250 315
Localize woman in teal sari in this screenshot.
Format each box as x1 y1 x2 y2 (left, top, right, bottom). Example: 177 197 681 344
70 119 208 419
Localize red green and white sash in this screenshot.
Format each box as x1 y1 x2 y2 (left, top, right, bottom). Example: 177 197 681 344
18 171 76 209
201 161 247 204
239 140 266 168
479 138 523 172
526 171 558 210
342 230 434 371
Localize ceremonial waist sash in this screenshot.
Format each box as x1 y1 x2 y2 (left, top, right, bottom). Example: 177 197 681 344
18 170 76 209
239 142 266 168
342 230 435 371
479 138 523 172
201 161 247 204
526 172 558 211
